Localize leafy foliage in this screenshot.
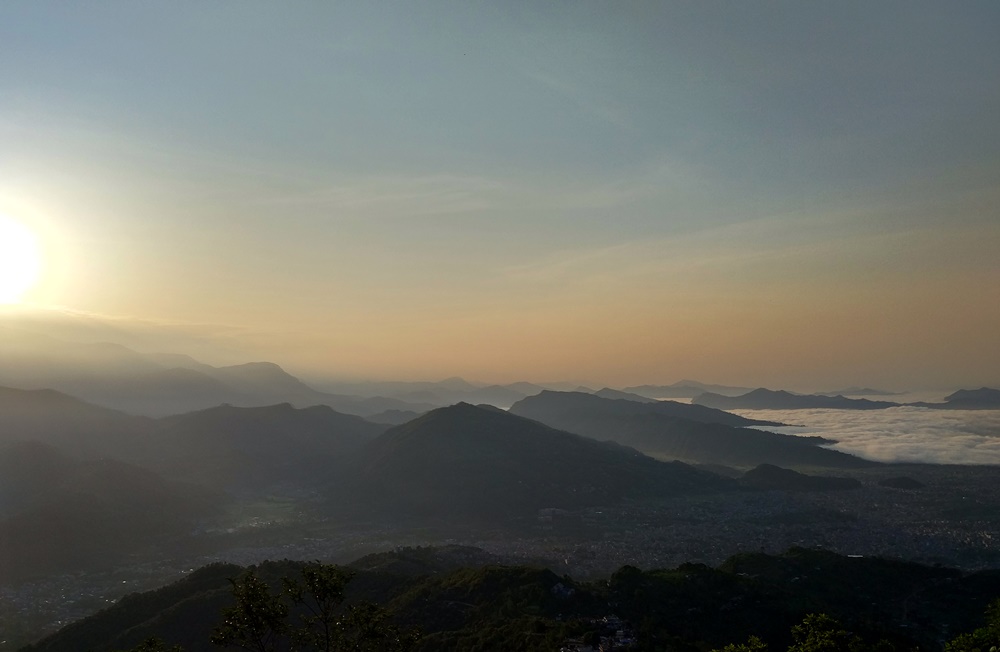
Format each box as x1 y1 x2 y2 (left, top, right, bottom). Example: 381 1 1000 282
716 635 770 652
946 599 1000 652
209 562 418 652
788 613 860 652
211 572 288 652
22 549 1000 652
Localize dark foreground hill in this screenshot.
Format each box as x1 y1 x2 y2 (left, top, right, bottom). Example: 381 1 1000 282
332 402 732 521
0 390 390 495
0 398 392 581
22 547 1000 652
0 442 222 583
509 391 869 469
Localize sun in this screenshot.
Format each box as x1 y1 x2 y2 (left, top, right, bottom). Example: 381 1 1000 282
0 215 43 304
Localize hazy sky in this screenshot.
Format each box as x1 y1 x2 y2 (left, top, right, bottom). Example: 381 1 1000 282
1 2 998 389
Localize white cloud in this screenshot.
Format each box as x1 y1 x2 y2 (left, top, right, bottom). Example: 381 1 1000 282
737 406 1000 465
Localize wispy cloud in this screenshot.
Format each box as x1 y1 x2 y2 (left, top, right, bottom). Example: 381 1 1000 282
523 68 632 128
255 174 508 219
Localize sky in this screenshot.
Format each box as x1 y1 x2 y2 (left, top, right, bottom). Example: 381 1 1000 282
1 2 998 389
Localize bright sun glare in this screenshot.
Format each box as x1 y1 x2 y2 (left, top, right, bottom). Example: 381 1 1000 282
0 215 43 304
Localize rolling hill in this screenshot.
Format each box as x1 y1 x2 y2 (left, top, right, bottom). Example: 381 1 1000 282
0 441 223 583
335 403 733 521
151 402 387 491
739 464 863 491
21 549 1000 652
511 390 778 428
509 391 870 469
0 386 157 459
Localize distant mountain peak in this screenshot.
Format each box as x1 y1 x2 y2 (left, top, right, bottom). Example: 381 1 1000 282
218 361 288 374
350 397 731 520
942 387 1000 407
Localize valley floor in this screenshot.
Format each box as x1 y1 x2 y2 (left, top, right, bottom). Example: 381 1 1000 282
5 463 999 649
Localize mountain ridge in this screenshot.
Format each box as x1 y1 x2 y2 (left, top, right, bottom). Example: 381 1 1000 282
509 391 871 469
333 402 733 521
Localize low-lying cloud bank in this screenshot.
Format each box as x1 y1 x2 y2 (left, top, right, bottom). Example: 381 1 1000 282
737 406 1000 465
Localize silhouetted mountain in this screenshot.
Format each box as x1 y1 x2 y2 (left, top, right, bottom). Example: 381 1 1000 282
940 387 1000 409
68 359 401 418
502 381 546 395
315 377 477 398
693 388 900 410
349 395 439 416
512 391 776 428
0 441 76 517
67 366 234 417
366 409 424 425
0 328 162 387
624 380 753 399
437 377 480 392
740 464 862 491
310 377 543 409
593 387 658 402
696 386 1000 411
820 386 901 397
509 391 869 469
0 388 389 495
338 403 732 521
465 384 532 406
142 351 217 373
0 329 434 417
0 442 222 583
21 561 244 652
153 403 387 492
879 476 925 490
0 386 156 459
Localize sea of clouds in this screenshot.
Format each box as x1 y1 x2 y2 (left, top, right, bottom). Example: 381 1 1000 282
737 406 1000 465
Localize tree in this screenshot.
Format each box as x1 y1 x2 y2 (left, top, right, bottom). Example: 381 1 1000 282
788 614 862 652
210 561 418 652
282 564 350 652
946 599 1000 652
713 614 868 652
713 635 770 652
211 571 289 652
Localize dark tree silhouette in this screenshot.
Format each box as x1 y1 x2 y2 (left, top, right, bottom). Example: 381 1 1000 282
210 562 418 652
946 599 1000 652
211 571 289 652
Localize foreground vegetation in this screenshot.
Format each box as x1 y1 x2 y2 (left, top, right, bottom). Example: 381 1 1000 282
19 547 1000 652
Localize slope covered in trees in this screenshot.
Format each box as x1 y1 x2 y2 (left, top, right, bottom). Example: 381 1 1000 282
22 548 1000 652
